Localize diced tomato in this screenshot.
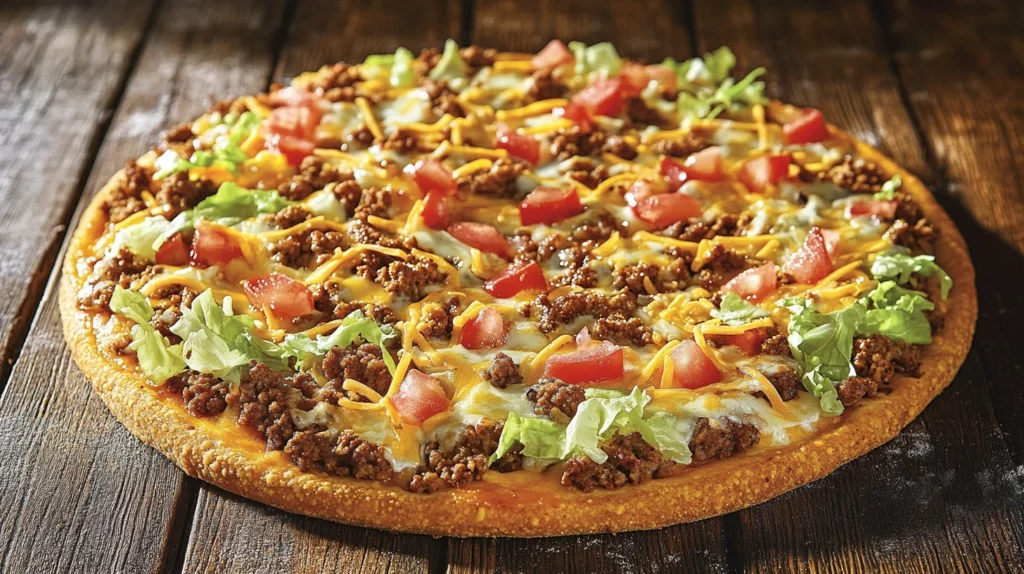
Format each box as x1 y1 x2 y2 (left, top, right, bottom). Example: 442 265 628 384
268 86 321 110
720 262 778 302
784 108 830 145
820 228 841 257
739 154 792 193
496 123 541 165
421 190 450 230
552 102 592 132
460 307 507 350
645 64 678 93
518 187 584 225
670 340 722 389
543 341 624 384
682 146 726 182
390 370 450 425
783 226 834 284
410 158 456 196
532 40 574 70
633 192 703 228
447 221 511 258
847 199 897 220
572 78 624 118
265 105 320 140
242 272 315 321
659 157 688 191
620 63 651 97
269 134 316 167
483 260 548 298
190 222 243 267
155 233 189 266
719 329 768 356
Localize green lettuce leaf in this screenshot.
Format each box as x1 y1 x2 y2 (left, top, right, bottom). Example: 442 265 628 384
281 310 397 374
109 286 154 324
390 47 416 88
857 281 934 344
781 297 866 415
113 216 179 260
873 175 902 200
490 387 692 465
153 111 260 179
568 41 622 78
192 182 293 226
129 324 186 383
711 292 770 326
870 252 952 299
664 46 768 121
428 39 468 80
362 53 396 81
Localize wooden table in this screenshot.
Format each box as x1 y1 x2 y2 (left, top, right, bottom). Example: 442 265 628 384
0 0 1022 571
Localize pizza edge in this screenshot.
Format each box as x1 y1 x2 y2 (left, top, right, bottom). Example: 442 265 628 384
58 111 978 537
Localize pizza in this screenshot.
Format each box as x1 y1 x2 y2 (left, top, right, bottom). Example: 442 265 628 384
60 41 976 536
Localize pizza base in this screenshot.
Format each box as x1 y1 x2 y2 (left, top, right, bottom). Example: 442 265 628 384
59 120 977 537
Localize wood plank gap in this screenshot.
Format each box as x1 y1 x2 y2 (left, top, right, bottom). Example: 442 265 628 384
266 0 300 87
459 0 475 46
162 478 202 574
0 0 163 398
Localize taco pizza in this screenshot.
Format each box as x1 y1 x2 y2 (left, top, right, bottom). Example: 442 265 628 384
60 41 976 536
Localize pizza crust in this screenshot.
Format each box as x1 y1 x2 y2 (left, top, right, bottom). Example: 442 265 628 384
59 118 977 537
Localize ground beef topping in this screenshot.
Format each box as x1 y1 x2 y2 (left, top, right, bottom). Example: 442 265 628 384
551 126 607 160
482 353 523 389
320 343 393 401
353 253 446 300
527 377 586 422
77 248 156 310
305 62 362 102
155 172 217 218
759 327 792 357
531 290 651 346
418 297 461 340
272 204 312 229
763 366 802 402
165 370 231 418
813 155 888 194
422 79 466 117
284 428 394 480
308 281 398 325
663 213 752 243
527 68 565 101
236 361 318 451
277 155 352 201
692 245 750 290
408 418 521 493
458 158 528 198
270 228 347 269
688 417 761 463
651 133 710 158
104 159 151 224
838 334 922 407
883 218 938 255
561 432 680 492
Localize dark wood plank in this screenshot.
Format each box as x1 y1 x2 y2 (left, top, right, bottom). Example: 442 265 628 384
451 3 729 572
180 1 460 571
881 0 1024 468
0 0 152 389
692 0 1024 571
0 1 289 572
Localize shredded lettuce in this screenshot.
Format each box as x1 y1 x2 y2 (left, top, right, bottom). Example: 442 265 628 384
109 286 186 383
858 281 934 344
662 46 767 120
567 41 623 78
113 216 178 260
109 286 154 324
129 324 187 383
281 310 397 373
429 39 468 80
153 111 261 179
490 387 692 466
390 47 417 88
870 252 952 299
874 175 902 200
780 297 866 415
711 292 770 326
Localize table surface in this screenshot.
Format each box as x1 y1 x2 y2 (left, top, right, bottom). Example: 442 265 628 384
1 0 1023 572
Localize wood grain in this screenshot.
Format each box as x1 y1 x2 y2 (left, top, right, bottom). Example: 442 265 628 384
180 1 461 572
0 1 288 572
0 0 152 389
691 1 1024 572
881 0 1024 472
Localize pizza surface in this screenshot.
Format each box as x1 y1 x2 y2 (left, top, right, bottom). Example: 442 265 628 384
60 41 976 536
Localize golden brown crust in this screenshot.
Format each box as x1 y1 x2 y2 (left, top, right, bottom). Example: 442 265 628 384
59 113 977 537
